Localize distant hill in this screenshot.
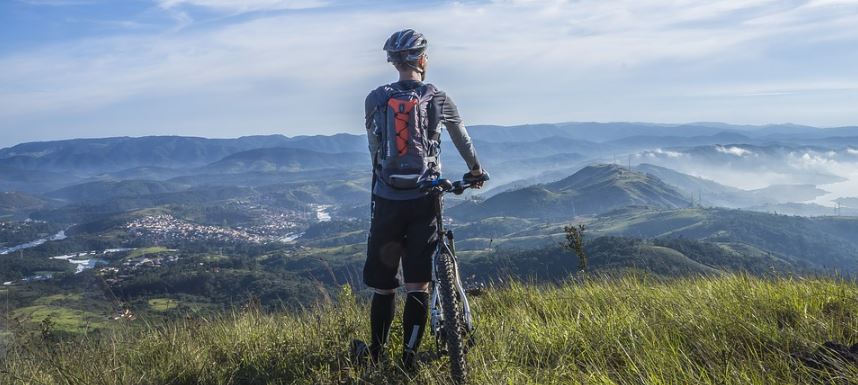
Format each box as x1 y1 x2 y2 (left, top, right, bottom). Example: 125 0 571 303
199 148 367 173
280 133 366 154
99 166 190 181
46 180 190 203
635 163 746 206
0 165 83 193
607 132 755 152
0 134 366 176
745 202 858 217
468 236 800 279
467 122 858 143
0 191 56 217
0 136 280 173
473 136 604 158
467 122 729 142
748 184 828 203
835 197 858 208
3 128 856 198
166 168 366 188
456 164 689 219
450 203 858 274
591 207 858 272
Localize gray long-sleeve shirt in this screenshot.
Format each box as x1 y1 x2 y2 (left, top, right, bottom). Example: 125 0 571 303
365 80 481 200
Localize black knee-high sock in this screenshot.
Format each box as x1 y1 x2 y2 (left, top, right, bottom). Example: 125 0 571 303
402 291 429 354
370 292 395 359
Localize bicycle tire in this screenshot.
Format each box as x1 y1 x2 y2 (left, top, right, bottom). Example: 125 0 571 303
437 250 468 384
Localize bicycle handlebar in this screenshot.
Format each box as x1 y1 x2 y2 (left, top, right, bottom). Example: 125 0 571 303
418 173 490 195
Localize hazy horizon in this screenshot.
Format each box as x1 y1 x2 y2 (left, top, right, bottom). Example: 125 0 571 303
3 120 858 149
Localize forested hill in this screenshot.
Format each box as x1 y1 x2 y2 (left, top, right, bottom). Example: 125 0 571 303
456 164 689 219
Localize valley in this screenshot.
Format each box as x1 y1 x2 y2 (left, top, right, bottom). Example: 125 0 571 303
2 122 858 339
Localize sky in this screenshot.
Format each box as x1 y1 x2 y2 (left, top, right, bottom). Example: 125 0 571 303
1 0 857 147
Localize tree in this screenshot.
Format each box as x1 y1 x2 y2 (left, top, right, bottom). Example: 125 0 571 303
563 223 588 272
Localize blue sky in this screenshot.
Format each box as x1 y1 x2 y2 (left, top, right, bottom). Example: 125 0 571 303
1 0 857 147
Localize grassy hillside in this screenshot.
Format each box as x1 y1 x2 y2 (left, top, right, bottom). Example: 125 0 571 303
3 275 857 384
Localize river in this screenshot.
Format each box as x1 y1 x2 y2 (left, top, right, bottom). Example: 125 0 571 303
0 230 67 255
2 248 133 286
51 254 111 274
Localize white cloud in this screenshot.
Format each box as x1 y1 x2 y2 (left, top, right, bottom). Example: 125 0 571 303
15 0 95 5
787 150 842 170
156 0 328 12
646 148 684 158
2 0 858 144
716 145 754 157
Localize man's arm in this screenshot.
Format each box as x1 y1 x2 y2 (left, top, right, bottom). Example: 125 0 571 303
438 92 482 174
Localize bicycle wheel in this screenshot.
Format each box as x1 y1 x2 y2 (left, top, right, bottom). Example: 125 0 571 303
437 250 467 384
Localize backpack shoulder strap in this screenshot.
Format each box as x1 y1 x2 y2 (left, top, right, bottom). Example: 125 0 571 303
421 83 438 101
420 84 441 142
368 86 391 116
368 85 395 170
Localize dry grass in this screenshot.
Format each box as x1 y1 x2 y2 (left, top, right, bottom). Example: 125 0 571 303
2 274 857 384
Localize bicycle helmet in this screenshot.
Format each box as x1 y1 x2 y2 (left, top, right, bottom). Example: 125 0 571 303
383 29 428 63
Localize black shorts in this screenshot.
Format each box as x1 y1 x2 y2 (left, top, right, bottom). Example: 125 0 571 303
363 194 438 290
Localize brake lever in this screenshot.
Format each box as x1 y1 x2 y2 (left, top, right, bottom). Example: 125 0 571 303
420 179 454 193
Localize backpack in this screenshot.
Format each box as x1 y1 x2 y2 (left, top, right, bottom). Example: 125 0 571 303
372 83 439 189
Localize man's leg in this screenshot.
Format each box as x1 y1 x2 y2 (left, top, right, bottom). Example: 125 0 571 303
363 196 406 362
402 282 430 367
369 287 396 362
401 195 439 367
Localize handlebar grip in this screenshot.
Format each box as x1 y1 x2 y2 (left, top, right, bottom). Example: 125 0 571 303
463 171 490 184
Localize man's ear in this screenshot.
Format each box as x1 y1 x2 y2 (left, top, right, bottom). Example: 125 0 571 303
418 55 427 68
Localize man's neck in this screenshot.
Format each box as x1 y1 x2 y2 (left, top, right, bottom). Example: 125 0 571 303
398 70 423 82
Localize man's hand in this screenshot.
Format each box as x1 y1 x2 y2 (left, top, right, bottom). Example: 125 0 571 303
463 169 489 189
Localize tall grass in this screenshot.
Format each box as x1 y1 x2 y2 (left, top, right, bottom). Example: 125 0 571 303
2 274 857 384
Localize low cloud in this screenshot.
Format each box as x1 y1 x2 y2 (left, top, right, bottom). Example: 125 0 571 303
156 0 328 12
716 145 754 157
646 148 685 158
15 0 96 5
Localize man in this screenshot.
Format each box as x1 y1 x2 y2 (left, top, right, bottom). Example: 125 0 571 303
353 28 487 369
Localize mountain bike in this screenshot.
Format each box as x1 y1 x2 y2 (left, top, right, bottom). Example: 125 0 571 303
418 176 487 384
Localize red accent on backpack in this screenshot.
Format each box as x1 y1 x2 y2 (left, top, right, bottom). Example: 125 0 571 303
388 98 418 156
